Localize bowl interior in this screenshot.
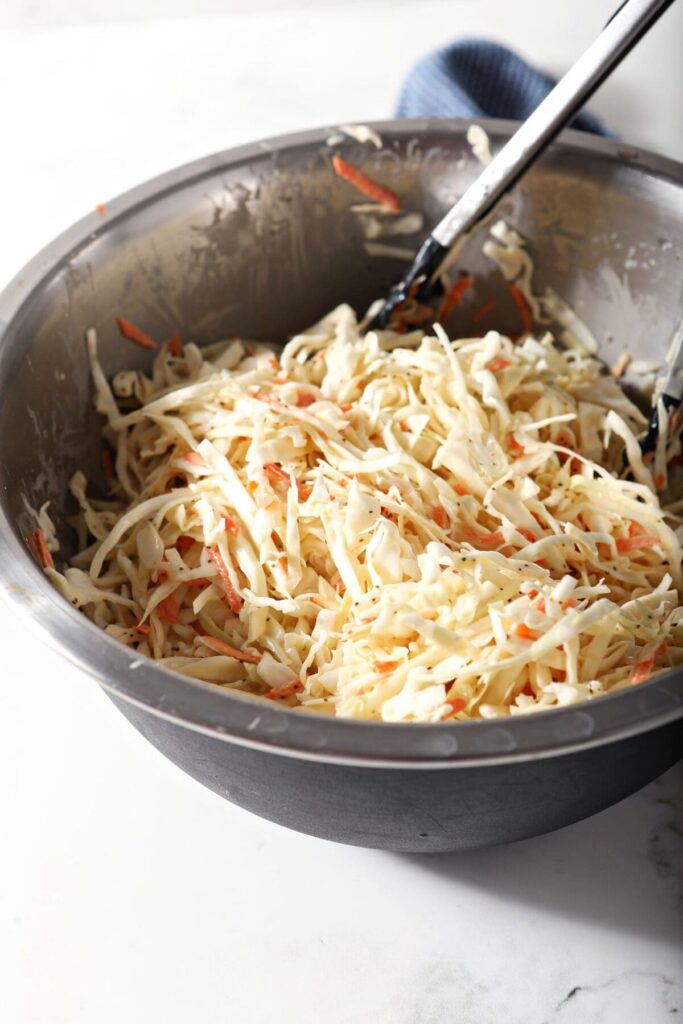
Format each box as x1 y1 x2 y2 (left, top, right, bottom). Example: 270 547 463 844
1 119 683 761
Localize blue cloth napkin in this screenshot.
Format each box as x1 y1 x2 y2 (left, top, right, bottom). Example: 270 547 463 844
396 39 613 137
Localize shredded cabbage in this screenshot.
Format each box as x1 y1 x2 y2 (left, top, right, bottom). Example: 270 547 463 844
44 291 683 722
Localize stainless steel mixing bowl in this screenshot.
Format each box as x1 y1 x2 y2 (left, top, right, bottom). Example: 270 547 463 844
1 119 682 852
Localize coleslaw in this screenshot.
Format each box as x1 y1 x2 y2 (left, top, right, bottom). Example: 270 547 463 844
38 271 683 722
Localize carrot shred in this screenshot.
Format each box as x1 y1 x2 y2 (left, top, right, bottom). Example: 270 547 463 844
431 504 449 529
486 357 510 372
331 154 400 211
515 623 540 641
655 472 666 490
616 535 660 553
168 331 181 357
535 597 546 614
339 403 354 413
264 679 303 700
454 484 469 497
507 283 534 334
296 481 312 502
207 546 243 614
26 529 54 570
463 526 504 546
480 529 504 544
116 316 158 350
136 623 151 636
222 513 240 537
632 655 655 685
519 528 536 543
445 695 467 714
268 357 279 370
157 595 180 624
437 275 475 323
334 578 346 596
472 298 497 323
295 390 316 407
375 660 400 673
508 436 525 455
265 462 292 486
175 535 195 550
96 203 106 217
563 598 577 610
201 635 261 664
183 451 203 466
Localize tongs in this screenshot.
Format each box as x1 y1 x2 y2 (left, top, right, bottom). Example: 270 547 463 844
370 0 676 332
368 0 679 465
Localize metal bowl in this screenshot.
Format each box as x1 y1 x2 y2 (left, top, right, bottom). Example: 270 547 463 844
1 119 682 852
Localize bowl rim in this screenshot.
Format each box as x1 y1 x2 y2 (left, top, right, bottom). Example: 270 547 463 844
1 116 682 769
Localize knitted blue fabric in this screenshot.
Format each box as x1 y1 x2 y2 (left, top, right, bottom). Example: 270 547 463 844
396 39 614 137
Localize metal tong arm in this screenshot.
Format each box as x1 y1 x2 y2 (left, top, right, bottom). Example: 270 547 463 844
369 0 676 328
431 0 676 252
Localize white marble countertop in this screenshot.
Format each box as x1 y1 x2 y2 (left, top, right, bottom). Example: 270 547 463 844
0 3 682 1021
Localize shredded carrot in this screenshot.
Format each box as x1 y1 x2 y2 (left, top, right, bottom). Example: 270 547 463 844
518 528 536 544
201 635 261 664
508 436 525 456
222 513 240 537
157 595 180 624
26 529 54 570
339 403 354 413
486 357 510 372
136 623 151 636
175 535 195 550
116 316 158 351
95 203 106 217
563 598 577 610
295 390 316 407
268 357 279 370
454 484 469 497
631 655 655 684
207 546 243 614
334 578 346 596
265 462 291 486
616 535 660 553
472 299 497 323
431 504 449 529
481 532 507 548
468 528 504 545
187 577 212 588
437 275 475 322
514 623 540 641
183 451 203 466
375 660 400 673
168 331 181 357
507 283 533 334
535 597 546 614
264 679 303 700
445 695 467 714
296 481 312 502
655 472 666 490
331 154 400 211
102 447 114 479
